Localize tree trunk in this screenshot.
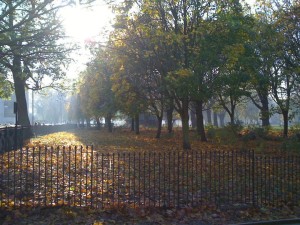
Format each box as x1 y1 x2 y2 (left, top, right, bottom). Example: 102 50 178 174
190 105 196 129
166 105 173 134
195 100 207 142
96 117 101 129
180 98 191 150
86 118 91 128
219 111 226 127
230 113 235 125
282 111 289 138
12 56 31 127
131 117 135 131
134 114 140 135
156 115 163 138
213 111 218 127
261 96 270 127
206 109 212 125
105 114 113 133
230 102 236 125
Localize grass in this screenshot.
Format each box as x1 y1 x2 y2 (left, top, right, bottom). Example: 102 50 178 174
25 126 299 155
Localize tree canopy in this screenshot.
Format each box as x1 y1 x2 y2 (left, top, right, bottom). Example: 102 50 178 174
72 0 299 148
2 0 297 147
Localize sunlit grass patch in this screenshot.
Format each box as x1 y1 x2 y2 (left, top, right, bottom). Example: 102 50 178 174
26 132 84 147
24 127 297 155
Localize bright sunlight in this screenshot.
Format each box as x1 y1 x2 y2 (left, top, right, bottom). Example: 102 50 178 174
59 1 114 79
60 0 255 79
61 1 113 42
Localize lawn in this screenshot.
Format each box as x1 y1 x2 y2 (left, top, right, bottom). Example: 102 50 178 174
26 126 300 154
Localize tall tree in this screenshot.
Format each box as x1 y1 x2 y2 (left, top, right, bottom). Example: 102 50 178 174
0 73 12 99
0 0 73 128
249 0 277 127
80 47 117 132
212 0 254 125
248 20 272 127
255 0 299 137
109 0 177 137
160 0 212 148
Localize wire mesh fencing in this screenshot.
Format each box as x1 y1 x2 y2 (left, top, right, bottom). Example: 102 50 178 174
0 146 299 209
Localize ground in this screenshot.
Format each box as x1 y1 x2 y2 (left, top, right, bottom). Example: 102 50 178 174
1 127 299 224
26 126 300 154
1 204 299 224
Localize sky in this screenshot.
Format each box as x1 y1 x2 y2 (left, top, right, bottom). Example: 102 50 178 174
62 1 113 43
60 0 114 79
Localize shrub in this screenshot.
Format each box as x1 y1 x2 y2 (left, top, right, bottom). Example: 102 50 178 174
242 125 272 140
224 122 243 136
206 124 217 140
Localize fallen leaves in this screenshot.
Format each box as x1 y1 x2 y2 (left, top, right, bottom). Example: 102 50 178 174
0 204 299 225
26 128 296 154
0 128 299 225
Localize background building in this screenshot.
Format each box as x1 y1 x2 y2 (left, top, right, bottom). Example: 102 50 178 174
0 92 29 126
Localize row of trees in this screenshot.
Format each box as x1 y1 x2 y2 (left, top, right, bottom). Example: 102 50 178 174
2 0 296 149
75 0 299 149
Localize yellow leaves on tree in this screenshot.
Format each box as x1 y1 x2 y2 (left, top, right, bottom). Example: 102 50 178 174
223 43 245 70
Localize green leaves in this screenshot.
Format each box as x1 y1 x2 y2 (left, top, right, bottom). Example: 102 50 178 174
76 48 117 122
0 0 75 126
0 75 13 99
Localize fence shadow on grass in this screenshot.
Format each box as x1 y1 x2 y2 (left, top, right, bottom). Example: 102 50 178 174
0 147 299 210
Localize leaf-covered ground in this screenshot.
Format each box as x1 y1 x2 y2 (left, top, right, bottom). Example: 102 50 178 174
26 127 299 154
1 203 300 225
1 127 299 224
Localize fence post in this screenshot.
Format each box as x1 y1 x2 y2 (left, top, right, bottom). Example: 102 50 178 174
252 150 256 207
20 126 22 149
14 125 17 150
4 127 8 152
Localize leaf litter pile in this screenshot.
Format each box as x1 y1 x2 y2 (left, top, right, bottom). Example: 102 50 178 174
0 128 299 225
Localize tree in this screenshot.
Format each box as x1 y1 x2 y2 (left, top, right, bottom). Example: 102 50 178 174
248 19 272 127
109 1 176 137
248 0 281 127
211 1 255 125
189 18 220 141
0 0 74 128
255 0 299 137
66 94 83 124
158 0 212 148
0 73 12 99
79 47 117 132
34 89 67 124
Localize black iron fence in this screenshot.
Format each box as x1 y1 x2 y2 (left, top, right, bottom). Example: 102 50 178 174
32 124 77 136
0 147 299 209
0 125 78 153
0 126 31 153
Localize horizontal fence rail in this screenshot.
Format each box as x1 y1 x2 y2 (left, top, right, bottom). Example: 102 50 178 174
0 147 299 209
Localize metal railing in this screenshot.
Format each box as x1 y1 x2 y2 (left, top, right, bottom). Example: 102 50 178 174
0 125 78 153
0 126 31 153
32 124 77 136
0 147 299 209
